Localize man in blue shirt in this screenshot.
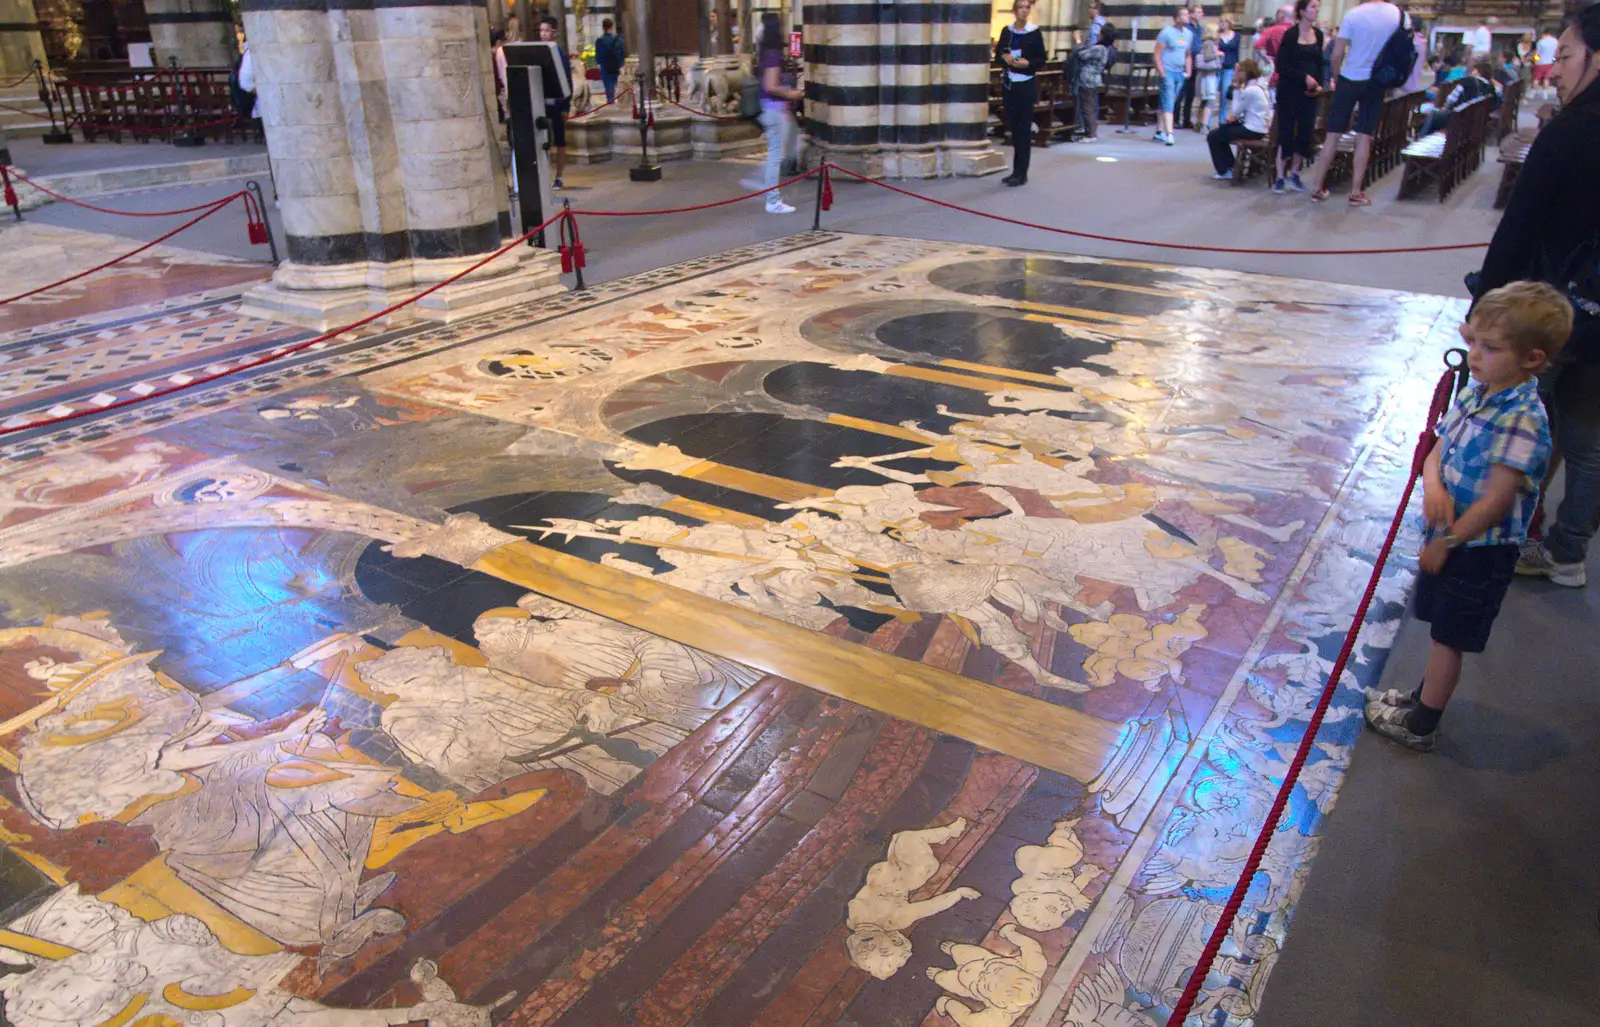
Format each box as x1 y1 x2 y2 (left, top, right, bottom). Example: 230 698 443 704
1153 7 1195 144
1178 3 1204 129
595 18 626 103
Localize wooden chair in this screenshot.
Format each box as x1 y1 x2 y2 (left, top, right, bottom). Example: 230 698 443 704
1397 96 1488 201
1232 114 1278 185
1494 131 1535 209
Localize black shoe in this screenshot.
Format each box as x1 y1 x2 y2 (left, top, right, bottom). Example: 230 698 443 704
1004 176 1026 187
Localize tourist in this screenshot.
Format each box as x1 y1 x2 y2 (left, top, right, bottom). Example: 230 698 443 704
1195 34 1223 130
1497 50 1521 87
1207 59 1269 179
1403 24 1428 93
1467 17 1494 61
1475 5 1600 588
595 18 626 103
491 28 507 121
1087 0 1107 44
537 17 571 190
1217 18 1241 119
1271 0 1324 193
231 31 255 122
1419 58 1498 136
1305 0 1404 206
1256 4 1296 91
1178 4 1205 129
1153 6 1194 144
1365 282 1573 750
757 12 804 211
997 0 1046 184
1534 27 1559 96
1074 24 1114 142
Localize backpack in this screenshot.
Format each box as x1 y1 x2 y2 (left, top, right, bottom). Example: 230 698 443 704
739 75 763 120
1370 7 1417 89
228 55 254 120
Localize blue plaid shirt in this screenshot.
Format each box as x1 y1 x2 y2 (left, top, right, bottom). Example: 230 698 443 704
1432 377 1551 547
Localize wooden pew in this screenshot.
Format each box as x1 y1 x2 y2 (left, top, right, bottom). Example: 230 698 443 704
1397 96 1490 201
1494 131 1534 209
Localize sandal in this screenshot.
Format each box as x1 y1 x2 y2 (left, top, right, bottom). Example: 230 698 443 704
1310 189 1330 203
1348 192 1372 207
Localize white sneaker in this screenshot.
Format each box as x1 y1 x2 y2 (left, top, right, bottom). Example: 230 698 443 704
1165 134 1175 146
1516 540 1587 587
765 200 796 214
1211 170 1232 180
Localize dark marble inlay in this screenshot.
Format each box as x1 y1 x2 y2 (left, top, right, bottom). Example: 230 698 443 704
929 257 1197 317
285 220 501 266
875 310 1114 376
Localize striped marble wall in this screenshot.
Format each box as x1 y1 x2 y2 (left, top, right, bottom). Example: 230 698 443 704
803 0 1005 178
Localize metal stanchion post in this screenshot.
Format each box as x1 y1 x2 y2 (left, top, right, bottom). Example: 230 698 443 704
812 167 823 230
36 60 73 144
245 179 279 264
562 199 585 290
1 164 21 222
171 57 205 148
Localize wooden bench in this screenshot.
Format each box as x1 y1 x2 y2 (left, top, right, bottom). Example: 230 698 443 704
1490 77 1523 143
1324 89 1422 189
1397 96 1490 201
1495 131 1534 208
50 67 259 145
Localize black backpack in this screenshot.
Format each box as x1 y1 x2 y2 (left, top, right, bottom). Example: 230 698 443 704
1557 233 1600 321
740 75 763 121
1371 7 1417 89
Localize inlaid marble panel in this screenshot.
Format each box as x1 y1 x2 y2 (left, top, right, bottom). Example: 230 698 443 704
0 232 1457 1027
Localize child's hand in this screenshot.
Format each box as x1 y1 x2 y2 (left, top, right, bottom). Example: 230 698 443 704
1419 537 1451 575
1422 479 1454 528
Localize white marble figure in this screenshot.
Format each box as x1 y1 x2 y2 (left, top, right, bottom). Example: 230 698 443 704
0 888 510 1026
15 656 417 959
363 597 757 794
845 819 979 980
1008 818 1105 933
924 923 1047 1027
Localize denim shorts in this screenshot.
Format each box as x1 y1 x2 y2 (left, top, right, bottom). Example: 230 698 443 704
1325 75 1386 135
1160 69 1187 112
1413 543 1519 653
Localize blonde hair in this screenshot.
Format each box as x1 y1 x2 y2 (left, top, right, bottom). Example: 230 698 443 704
1471 281 1574 365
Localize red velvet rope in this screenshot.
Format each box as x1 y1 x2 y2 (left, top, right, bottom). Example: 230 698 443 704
571 166 820 217
0 192 246 305
822 162 1491 255
655 94 745 121
0 210 570 436
2 165 249 217
1162 363 1461 1026
569 87 633 121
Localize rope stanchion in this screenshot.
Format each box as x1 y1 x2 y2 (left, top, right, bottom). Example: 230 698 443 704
0 210 572 437
4 166 249 218
0 191 253 305
821 162 1491 256
2 164 18 222
1161 359 1461 1027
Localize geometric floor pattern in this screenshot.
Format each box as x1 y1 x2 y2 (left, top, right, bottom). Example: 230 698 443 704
0 233 1459 1026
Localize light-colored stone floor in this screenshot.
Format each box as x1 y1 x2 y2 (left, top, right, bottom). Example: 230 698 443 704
0 233 1456 1026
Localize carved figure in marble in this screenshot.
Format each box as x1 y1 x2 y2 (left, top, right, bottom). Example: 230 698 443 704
1008 818 1104 932
845 818 979 980
925 923 1046 1027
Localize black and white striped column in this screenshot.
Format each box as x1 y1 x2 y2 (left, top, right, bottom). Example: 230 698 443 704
238 0 555 329
804 0 1005 177
145 0 238 68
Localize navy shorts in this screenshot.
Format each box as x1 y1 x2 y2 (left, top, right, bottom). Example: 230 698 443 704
1413 543 1519 653
1324 75 1386 136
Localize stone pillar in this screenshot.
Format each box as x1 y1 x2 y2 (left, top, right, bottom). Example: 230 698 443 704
239 0 558 330
0 0 47 80
804 0 1004 178
145 0 238 68
713 0 731 54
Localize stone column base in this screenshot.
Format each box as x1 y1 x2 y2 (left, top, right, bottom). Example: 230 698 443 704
817 144 1009 180
239 247 565 331
610 113 695 163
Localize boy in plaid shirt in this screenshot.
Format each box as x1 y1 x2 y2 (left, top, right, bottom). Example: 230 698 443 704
1366 282 1574 751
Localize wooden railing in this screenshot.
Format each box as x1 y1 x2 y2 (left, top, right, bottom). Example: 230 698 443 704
46 67 260 144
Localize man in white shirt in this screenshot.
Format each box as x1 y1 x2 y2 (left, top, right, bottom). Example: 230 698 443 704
1467 18 1494 60
1305 0 1403 205
1533 27 1558 95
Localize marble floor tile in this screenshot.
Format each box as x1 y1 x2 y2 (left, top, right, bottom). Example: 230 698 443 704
0 233 1455 1027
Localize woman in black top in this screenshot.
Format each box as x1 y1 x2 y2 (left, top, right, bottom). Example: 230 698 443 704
997 0 1048 187
1272 0 1325 192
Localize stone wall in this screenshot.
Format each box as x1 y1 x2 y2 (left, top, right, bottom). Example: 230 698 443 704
145 0 237 68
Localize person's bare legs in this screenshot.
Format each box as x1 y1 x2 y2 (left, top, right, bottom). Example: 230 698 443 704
1306 130 1338 193
1348 132 1373 196
554 145 567 184
1418 641 1464 710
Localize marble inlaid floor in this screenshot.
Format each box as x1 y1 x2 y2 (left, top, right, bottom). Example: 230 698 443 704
0 233 1458 1026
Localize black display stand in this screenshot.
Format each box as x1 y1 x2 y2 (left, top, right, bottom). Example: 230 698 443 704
503 41 572 248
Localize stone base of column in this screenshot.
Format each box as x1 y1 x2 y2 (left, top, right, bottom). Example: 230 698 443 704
611 113 695 163
239 248 565 331
817 144 1009 180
